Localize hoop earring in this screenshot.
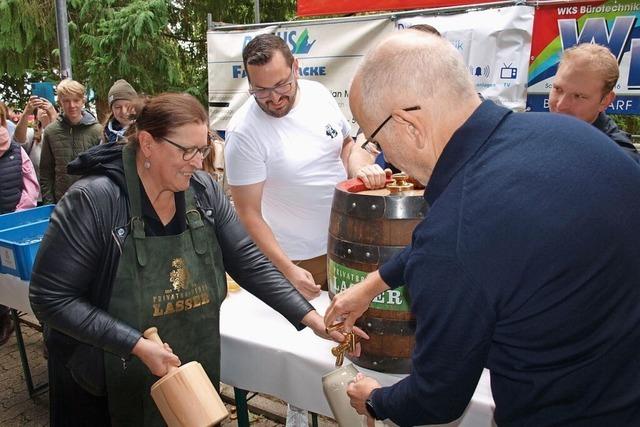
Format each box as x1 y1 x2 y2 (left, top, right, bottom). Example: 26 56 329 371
143 158 151 169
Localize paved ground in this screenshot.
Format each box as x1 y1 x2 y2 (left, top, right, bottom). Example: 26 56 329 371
0 318 337 427
0 321 49 427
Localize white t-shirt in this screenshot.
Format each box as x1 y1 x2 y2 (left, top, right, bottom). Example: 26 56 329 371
225 79 350 260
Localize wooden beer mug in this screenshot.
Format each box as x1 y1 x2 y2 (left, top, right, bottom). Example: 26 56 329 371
144 327 229 427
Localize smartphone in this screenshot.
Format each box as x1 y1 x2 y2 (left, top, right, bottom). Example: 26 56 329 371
31 82 56 105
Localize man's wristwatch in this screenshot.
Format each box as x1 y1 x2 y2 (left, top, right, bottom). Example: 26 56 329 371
365 390 381 420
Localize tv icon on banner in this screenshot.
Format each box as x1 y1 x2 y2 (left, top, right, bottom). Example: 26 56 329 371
500 64 517 79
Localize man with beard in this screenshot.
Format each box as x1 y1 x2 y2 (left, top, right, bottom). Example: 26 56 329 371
225 34 353 302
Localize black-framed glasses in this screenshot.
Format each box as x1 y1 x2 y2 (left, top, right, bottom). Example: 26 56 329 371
361 106 421 155
249 65 295 100
158 135 213 161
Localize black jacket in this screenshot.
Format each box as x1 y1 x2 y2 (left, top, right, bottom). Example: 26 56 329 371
29 143 313 381
0 141 23 214
592 112 640 163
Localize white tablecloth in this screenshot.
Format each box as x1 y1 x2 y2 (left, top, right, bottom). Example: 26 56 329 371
0 273 33 315
0 274 496 426
220 289 496 426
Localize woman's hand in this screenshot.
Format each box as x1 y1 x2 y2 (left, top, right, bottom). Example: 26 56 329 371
302 310 369 357
131 337 181 377
25 96 41 114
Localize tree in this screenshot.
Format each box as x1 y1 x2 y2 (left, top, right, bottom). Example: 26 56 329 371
74 0 186 118
0 0 296 116
0 0 58 76
612 115 640 142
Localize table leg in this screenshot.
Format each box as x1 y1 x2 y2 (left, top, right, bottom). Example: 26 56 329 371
11 309 48 398
234 387 250 427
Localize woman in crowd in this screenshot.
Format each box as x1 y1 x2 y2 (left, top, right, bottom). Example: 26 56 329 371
102 79 137 144
0 100 16 138
0 124 39 347
202 130 225 183
30 93 356 426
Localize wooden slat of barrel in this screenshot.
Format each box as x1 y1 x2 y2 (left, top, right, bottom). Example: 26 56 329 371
328 178 427 374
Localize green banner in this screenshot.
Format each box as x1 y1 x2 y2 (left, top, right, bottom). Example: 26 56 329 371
328 259 411 311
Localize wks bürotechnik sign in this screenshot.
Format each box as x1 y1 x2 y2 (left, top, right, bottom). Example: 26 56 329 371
527 0 640 115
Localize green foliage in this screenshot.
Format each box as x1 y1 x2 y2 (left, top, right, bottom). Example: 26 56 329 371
0 71 57 110
78 1 184 100
0 0 297 113
0 0 58 76
611 114 640 141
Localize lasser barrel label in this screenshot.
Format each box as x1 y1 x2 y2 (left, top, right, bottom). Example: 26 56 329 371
328 259 411 311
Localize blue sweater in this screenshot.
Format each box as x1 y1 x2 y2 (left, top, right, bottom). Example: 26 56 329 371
376 101 640 426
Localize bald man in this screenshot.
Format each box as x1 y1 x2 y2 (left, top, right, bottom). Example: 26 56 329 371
347 24 442 189
549 43 639 161
325 31 640 426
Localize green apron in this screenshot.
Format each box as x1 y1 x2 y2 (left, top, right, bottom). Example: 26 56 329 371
104 146 227 426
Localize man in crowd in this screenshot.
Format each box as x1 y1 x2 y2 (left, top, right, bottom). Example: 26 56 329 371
225 34 353 301
40 79 102 204
549 42 639 160
325 30 640 426
0 125 39 346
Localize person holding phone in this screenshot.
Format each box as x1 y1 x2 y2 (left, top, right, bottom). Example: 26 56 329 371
13 96 58 181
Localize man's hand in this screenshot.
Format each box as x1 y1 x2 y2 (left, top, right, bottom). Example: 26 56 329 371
347 373 381 421
131 337 181 377
324 271 389 333
357 165 391 190
285 264 321 300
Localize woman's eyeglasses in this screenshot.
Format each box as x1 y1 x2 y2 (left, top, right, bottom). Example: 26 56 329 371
157 133 214 161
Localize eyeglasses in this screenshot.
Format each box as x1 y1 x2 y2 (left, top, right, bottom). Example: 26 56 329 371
158 134 213 161
249 65 296 100
361 106 421 155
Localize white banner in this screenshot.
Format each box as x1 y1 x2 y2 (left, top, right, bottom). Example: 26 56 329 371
207 18 395 132
397 6 535 111
207 7 534 130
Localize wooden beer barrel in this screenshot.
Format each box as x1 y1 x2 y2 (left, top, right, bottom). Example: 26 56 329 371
327 174 427 373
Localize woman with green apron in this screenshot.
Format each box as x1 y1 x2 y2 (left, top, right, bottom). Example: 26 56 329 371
30 93 341 426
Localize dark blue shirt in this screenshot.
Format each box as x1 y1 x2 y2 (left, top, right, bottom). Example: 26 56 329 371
376 101 640 426
374 152 400 174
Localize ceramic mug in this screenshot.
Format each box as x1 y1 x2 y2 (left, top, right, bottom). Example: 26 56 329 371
322 364 368 427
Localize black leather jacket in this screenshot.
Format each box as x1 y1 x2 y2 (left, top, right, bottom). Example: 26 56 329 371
593 112 640 163
30 143 313 378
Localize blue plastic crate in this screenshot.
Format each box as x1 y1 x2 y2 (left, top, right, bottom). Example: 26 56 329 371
0 205 54 232
0 220 50 280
